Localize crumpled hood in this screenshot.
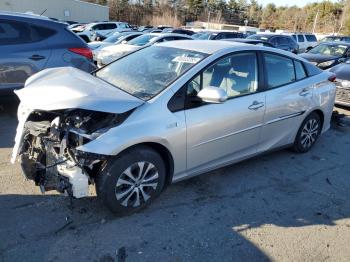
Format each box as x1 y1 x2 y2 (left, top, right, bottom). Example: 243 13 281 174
15 67 144 114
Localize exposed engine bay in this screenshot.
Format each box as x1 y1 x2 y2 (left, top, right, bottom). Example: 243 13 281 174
18 109 129 198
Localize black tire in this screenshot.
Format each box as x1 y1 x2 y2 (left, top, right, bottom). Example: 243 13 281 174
96 146 166 214
292 112 322 153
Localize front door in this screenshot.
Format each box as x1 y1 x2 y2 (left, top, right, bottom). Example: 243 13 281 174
184 52 266 173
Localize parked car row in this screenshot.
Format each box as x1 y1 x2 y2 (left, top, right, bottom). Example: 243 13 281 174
2 11 350 107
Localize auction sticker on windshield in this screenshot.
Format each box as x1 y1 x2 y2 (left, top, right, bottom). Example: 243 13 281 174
172 56 201 64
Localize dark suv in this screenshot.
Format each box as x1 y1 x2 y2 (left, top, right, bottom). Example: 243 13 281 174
248 34 299 53
0 12 96 100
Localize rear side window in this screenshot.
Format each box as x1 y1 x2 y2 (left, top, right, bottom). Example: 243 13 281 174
294 60 307 80
297 35 305 42
104 23 117 30
305 34 317 42
264 53 295 89
0 19 55 45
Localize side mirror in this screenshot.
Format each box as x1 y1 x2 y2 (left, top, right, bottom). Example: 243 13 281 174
197 86 227 103
121 40 127 44
338 57 346 63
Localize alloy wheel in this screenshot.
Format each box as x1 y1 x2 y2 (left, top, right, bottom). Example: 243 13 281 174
300 118 319 149
115 161 159 207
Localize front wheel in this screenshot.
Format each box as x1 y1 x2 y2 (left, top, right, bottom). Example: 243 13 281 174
96 146 166 214
292 112 322 153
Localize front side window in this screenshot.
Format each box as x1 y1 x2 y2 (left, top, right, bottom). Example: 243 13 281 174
186 52 258 101
96 46 206 100
264 53 295 89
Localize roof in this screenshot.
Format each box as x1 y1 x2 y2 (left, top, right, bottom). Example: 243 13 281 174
157 40 249 54
0 11 67 26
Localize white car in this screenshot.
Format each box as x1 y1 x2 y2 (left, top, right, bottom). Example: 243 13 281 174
285 33 318 53
88 32 144 61
12 41 336 214
73 22 131 42
96 33 193 67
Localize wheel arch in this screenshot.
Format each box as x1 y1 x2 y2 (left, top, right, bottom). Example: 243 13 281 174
311 109 324 129
116 142 175 188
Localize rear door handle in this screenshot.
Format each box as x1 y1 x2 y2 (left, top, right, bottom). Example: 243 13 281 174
248 101 264 110
299 88 311 97
29 55 46 61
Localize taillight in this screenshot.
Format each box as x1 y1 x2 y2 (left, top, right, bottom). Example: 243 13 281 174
328 74 336 82
68 47 93 60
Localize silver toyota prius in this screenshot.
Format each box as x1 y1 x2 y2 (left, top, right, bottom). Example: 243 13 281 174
12 40 336 214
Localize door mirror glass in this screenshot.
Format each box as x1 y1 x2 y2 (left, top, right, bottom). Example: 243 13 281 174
339 57 346 63
197 86 228 103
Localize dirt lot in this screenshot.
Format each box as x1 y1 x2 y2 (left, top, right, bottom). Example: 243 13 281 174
0 105 349 262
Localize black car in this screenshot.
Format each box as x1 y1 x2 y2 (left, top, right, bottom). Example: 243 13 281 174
192 31 245 40
247 34 299 53
321 35 350 43
299 42 350 69
223 38 274 47
162 28 195 36
329 60 350 107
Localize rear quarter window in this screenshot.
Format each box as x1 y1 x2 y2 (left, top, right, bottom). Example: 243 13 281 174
0 19 56 45
305 34 317 42
304 61 322 76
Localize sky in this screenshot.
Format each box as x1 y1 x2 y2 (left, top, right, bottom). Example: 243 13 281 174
257 0 338 8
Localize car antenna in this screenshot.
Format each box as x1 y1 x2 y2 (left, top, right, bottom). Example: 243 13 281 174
40 9 47 16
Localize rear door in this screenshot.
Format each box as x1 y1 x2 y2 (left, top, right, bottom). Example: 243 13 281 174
258 52 313 152
0 19 51 96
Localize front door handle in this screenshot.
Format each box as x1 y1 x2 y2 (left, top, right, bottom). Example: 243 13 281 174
299 88 311 97
248 101 264 110
29 54 46 61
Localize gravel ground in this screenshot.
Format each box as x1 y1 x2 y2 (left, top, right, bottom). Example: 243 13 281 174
0 105 349 262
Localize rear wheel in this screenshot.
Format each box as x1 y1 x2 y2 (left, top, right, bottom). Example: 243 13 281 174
96 146 166 214
292 112 322 153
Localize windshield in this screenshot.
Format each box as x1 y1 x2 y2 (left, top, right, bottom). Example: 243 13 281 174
308 44 347 56
192 32 211 40
321 37 340 42
96 46 207 100
248 35 269 41
104 34 125 43
127 34 158 46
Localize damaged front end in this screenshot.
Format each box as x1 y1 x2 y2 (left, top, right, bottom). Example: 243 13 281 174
17 109 129 198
